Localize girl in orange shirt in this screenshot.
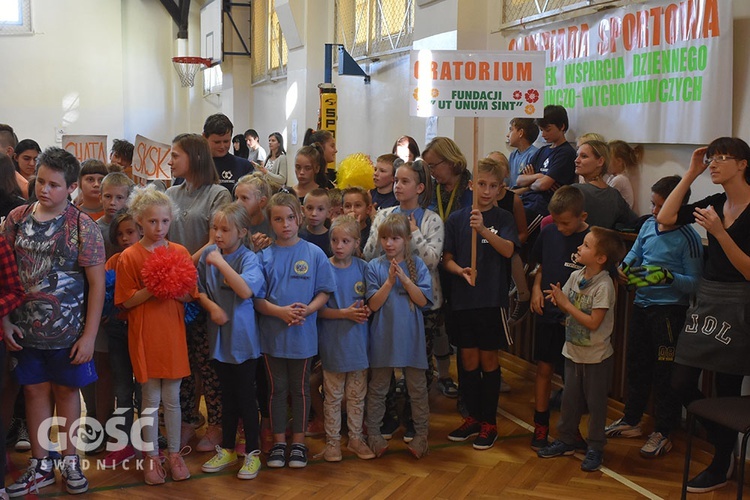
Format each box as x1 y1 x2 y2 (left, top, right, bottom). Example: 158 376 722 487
115 187 198 485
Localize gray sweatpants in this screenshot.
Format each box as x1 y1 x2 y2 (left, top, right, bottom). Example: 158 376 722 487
366 367 429 438
265 355 311 435
557 355 613 452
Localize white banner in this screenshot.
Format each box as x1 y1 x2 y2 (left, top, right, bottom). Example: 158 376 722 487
62 135 107 163
506 0 731 144
133 135 172 181
409 50 546 118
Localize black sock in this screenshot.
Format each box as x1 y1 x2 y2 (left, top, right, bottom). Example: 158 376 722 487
534 410 550 426
480 368 501 425
463 369 481 420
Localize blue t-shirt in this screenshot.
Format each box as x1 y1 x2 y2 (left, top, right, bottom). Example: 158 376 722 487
199 244 266 364
299 227 332 257
317 258 369 373
366 256 433 369
256 239 337 359
531 223 588 324
443 206 519 310
371 189 398 210
508 145 538 188
624 217 703 307
521 142 577 217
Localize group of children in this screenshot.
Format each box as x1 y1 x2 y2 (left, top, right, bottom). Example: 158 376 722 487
0 110 723 498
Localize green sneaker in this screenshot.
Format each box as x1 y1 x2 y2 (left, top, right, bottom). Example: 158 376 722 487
201 446 238 473
237 450 261 480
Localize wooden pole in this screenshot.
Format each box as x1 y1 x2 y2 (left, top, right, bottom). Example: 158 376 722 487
470 117 479 286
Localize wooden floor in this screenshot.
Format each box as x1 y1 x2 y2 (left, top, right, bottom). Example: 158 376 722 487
5 353 748 499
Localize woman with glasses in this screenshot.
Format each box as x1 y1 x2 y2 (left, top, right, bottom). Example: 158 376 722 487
658 136 750 494
422 137 472 222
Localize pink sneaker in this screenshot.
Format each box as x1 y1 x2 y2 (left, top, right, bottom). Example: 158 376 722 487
101 445 136 469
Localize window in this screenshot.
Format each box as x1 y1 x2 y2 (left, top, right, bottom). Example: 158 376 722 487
335 0 414 59
501 0 619 28
252 0 288 83
0 0 32 34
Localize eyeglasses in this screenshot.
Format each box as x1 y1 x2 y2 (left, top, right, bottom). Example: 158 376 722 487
704 155 738 166
425 159 445 170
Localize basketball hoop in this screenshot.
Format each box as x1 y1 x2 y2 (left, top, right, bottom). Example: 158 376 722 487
172 57 212 88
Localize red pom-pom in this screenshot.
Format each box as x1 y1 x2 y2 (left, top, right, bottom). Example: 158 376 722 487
141 246 197 300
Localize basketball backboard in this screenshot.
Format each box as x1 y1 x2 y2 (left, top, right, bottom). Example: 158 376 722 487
200 0 222 65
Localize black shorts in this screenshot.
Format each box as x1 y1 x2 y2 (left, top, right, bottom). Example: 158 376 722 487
454 308 507 351
533 321 566 364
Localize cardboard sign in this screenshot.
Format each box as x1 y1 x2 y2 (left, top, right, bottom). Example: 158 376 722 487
62 135 107 163
133 135 172 181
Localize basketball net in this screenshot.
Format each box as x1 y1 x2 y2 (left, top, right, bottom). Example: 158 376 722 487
172 57 211 88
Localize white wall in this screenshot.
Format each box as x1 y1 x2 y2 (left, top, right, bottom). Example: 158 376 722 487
0 0 125 149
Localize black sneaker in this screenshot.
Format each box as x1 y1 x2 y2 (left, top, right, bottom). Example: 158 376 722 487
686 465 730 493
288 443 308 469
537 440 575 458
472 423 498 450
530 422 549 451
403 421 416 443
448 417 482 442
380 416 400 440
266 443 287 468
508 300 530 327
581 449 603 472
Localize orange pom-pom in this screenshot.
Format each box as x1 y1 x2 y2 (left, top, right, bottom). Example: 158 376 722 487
141 246 197 300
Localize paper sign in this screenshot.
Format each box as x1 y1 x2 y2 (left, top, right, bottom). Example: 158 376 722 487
133 135 172 181
409 50 546 118
62 135 107 163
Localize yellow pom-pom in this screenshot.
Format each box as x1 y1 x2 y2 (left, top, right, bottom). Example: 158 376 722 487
336 153 375 190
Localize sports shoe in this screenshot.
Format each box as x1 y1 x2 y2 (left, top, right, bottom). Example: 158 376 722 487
437 378 459 398
14 420 30 452
7 457 56 497
201 446 238 473
580 449 603 472
347 437 375 459
530 422 549 451
448 417 482 442
237 450 261 480
687 466 729 493
143 454 166 486
196 425 222 452
380 416 399 440
604 417 642 438
314 440 342 462
101 445 136 469
60 455 89 495
403 421 416 443
407 435 429 459
508 300 530 327
168 448 191 481
367 435 388 458
305 419 325 438
537 440 575 458
473 423 498 450
267 443 287 468
288 443 308 468
640 432 672 457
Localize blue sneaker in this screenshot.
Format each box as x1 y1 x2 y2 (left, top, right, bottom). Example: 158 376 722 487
581 449 603 472
537 440 575 458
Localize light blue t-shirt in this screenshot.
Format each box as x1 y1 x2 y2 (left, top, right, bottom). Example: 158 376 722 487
256 239 337 359
317 258 369 373
198 244 266 364
508 145 538 188
365 255 433 369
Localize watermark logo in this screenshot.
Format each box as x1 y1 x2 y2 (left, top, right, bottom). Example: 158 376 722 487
37 407 159 454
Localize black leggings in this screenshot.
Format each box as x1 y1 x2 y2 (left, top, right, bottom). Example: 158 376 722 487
212 358 259 451
671 362 743 472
